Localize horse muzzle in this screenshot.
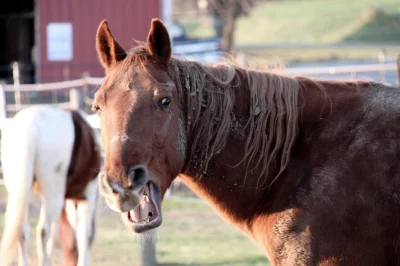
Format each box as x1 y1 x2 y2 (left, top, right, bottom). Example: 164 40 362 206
98 167 163 233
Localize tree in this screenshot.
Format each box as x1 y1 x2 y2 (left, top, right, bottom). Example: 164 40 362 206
206 0 254 53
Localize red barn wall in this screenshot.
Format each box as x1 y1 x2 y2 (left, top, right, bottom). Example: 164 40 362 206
37 0 161 82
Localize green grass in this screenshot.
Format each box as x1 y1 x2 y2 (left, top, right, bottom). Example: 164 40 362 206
176 0 400 64
0 186 267 266
179 0 400 44
236 0 400 44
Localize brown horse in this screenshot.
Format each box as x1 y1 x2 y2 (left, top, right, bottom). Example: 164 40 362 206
93 18 400 265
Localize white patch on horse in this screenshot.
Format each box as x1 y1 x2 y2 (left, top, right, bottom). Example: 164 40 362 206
111 133 129 143
121 133 129 142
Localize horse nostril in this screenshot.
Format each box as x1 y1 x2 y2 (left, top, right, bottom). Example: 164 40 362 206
128 165 148 188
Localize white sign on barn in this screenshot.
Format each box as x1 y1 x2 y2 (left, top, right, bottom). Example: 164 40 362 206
46 22 73 61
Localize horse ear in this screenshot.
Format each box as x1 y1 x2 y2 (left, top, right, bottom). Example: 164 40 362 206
147 18 171 66
96 20 127 69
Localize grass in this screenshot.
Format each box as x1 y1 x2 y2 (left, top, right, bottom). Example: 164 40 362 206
179 0 400 44
176 0 400 64
236 0 400 44
0 186 268 266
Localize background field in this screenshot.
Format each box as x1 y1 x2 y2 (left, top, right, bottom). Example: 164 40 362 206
179 0 400 43
0 186 268 266
176 0 400 64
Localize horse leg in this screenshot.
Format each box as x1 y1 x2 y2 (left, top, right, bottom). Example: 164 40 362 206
34 138 71 266
46 218 60 256
36 191 65 266
75 179 98 266
17 210 30 266
0 128 35 266
0 195 31 266
59 207 78 266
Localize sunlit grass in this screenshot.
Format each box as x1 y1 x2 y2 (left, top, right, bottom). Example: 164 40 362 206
179 0 400 44
176 0 400 64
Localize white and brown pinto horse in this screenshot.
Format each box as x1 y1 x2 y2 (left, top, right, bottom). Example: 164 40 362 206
0 106 102 266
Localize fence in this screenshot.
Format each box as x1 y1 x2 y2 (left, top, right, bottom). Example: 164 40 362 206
236 54 400 85
1 60 399 107
0 59 399 175
286 62 398 77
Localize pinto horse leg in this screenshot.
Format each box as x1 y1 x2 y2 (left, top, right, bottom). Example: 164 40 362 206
0 126 35 266
0 195 31 266
36 196 64 266
75 179 98 266
59 207 78 266
36 188 65 266
17 210 30 266
45 219 59 256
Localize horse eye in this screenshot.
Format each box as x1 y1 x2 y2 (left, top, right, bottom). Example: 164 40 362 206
158 97 171 109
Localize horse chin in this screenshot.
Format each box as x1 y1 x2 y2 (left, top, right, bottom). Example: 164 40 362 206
121 181 162 233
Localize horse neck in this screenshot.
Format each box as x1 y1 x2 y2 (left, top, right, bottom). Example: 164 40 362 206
172 60 306 231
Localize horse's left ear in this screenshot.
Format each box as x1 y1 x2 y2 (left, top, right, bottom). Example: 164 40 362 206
147 18 171 66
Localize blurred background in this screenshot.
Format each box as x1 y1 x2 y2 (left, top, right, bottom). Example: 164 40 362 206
0 0 399 265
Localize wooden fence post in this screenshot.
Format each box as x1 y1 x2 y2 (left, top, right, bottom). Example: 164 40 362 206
140 230 157 266
12 62 22 109
82 72 90 112
378 49 386 83
0 81 7 130
69 88 84 110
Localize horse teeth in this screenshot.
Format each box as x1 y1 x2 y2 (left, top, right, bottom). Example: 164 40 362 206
145 217 150 223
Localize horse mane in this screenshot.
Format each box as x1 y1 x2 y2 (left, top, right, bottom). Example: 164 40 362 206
167 55 301 188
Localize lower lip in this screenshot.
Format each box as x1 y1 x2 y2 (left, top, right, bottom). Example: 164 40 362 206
123 182 162 232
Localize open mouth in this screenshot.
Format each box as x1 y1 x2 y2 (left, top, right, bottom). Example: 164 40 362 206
123 181 162 233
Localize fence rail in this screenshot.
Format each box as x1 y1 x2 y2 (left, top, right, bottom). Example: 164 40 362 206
285 62 398 76
236 43 400 51
2 79 86 92
5 102 71 113
1 62 398 92
0 60 398 119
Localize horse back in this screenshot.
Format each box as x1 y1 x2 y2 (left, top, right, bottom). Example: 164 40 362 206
258 83 400 265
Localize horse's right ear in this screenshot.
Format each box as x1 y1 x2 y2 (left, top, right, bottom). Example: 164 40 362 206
96 20 127 69
147 18 171 66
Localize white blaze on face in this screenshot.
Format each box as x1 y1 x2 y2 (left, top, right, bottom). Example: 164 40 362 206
111 132 129 143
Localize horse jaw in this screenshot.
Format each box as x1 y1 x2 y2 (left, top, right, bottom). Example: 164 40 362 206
120 181 162 233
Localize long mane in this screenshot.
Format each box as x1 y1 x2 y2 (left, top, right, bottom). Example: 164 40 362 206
167 56 301 188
